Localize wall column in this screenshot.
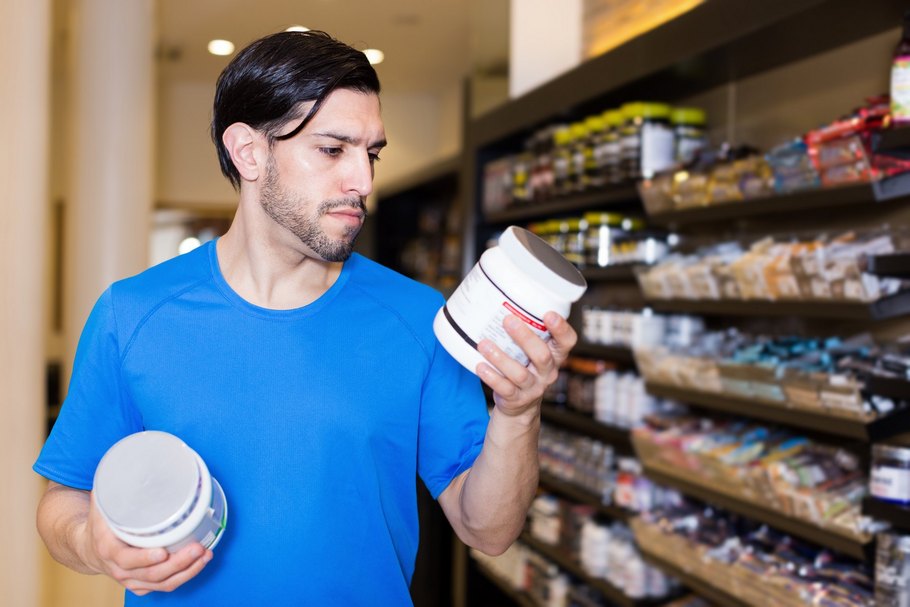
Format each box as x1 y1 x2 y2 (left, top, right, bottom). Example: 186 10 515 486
0 0 52 605
46 0 156 604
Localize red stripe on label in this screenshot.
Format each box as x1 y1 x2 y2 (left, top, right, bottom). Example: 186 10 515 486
503 301 546 331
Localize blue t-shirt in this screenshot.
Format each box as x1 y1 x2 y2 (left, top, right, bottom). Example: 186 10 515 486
34 241 489 606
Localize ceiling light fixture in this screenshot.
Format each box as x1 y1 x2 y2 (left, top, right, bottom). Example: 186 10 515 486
207 39 235 56
286 25 309 32
363 49 384 65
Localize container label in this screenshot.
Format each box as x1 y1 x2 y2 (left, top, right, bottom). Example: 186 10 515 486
893 55 910 122
871 465 910 502
443 261 550 366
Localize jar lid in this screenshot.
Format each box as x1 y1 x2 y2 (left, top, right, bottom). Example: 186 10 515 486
583 211 624 225
601 109 624 127
585 115 606 133
873 443 910 464
94 431 202 534
672 107 706 126
498 226 587 302
640 102 672 119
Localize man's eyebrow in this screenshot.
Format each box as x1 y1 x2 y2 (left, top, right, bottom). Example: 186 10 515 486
313 131 387 149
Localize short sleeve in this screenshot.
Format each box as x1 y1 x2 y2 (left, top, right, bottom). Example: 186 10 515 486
416 337 489 499
33 288 143 490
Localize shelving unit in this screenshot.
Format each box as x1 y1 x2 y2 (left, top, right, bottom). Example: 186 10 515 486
520 534 666 607
541 403 635 452
637 548 748 607
570 343 637 367
645 381 910 441
862 497 910 532
538 470 632 522
644 290 910 321
641 461 872 560
453 1 910 605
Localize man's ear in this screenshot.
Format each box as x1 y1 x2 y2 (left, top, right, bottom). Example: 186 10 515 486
222 123 265 182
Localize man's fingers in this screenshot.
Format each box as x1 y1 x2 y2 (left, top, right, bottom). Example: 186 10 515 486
122 548 212 594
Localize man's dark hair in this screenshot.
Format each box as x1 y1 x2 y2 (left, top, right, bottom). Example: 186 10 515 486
211 30 381 189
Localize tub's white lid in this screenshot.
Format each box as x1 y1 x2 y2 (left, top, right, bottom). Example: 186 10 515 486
498 226 587 302
93 431 201 535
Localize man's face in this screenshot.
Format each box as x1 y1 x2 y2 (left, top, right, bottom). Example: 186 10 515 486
259 88 386 262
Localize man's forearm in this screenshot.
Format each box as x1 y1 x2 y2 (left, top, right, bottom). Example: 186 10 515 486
444 403 541 555
37 483 98 575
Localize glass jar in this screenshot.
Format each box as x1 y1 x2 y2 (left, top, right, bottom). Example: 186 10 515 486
564 216 588 267
583 114 606 190
569 121 590 193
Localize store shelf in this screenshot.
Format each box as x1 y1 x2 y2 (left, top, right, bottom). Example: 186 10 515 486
872 126 910 156
644 290 910 321
571 342 637 366
469 0 906 150
865 252 910 279
541 403 635 452
539 471 631 522
865 375 910 401
645 381 910 441
640 461 872 560
582 264 644 283
646 183 875 226
862 496 910 532
521 534 664 607
472 561 537 607
638 547 749 607
485 185 640 224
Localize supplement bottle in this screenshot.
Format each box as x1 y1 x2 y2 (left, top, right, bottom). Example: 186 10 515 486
569 121 590 192
583 114 607 190
551 125 574 196
433 226 587 373
671 107 707 166
93 431 228 552
620 102 675 180
598 109 625 186
584 211 624 267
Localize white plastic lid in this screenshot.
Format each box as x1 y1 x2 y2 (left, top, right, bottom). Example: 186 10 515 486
94 431 202 535
498 226 587 302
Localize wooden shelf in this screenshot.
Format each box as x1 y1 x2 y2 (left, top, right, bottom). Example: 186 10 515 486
472 561 537 607
638 547 750 607
582 264 644 283
865 252 910 279
571 342 637 366
538 471 631 522
641 461 872 560
645 381 910 441
541 403 635 452
862 496 910 532
872 126 910 156
484 185 639 224
644 290 910 321
521 534 666 607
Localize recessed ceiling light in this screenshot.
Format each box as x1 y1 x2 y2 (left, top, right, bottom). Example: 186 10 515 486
363 48 384 65
286 25 309 32
207 39 235 56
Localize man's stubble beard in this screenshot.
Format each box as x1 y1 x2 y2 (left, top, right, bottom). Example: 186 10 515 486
259 159 365 262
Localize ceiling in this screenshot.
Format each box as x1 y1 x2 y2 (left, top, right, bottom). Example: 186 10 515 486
157 0 510 94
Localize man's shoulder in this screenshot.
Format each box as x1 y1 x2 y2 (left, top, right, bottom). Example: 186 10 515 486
347 253 444 308
108 242 214 319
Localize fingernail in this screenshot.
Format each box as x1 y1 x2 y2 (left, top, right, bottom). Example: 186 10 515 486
150 549 167 563
504 316 521 330
478 341 493 355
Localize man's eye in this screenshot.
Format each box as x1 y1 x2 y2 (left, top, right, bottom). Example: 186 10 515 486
319 147 342 157
369 153 382 163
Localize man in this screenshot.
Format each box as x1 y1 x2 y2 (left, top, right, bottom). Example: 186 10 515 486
35 30 576 605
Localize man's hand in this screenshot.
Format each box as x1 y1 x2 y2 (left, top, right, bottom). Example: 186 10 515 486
475 311 577 416
37 482 213 596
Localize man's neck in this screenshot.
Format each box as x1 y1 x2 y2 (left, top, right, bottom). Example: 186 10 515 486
215 204 343 310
